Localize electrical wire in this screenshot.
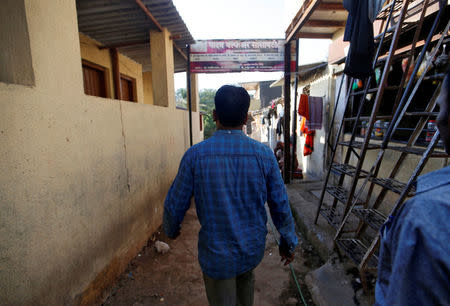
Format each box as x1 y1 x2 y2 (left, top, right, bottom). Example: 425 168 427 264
268 219 308 306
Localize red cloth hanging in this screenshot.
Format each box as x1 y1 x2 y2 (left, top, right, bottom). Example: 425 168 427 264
298 94 309 120
299 94 315 155
299 117 307 134
304 130 315 156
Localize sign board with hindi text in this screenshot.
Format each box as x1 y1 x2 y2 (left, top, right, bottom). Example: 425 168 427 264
189 39 286 73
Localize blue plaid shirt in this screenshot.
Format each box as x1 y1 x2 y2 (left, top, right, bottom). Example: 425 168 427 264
163 129 298 279
376 166 450 305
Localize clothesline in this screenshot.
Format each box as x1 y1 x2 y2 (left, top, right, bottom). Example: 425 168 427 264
297 94 324 156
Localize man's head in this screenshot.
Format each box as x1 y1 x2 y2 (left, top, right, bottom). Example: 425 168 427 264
214 85 250 129
437 70 450 154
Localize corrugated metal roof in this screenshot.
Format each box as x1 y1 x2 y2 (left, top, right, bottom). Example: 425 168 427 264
76 0 194 72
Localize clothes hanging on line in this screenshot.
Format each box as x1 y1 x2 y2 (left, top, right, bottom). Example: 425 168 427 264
277 104 284 117
276 117 284 135
306 96 323 131
297 94 322 155
299 117 307 135
298 94 309 120
343 0 375 79
298 116 315 156
304 130 315 156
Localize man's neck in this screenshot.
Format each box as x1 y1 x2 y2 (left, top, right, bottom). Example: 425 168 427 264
216 123 244 130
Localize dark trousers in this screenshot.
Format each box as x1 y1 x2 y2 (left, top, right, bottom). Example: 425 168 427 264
203 269 255 306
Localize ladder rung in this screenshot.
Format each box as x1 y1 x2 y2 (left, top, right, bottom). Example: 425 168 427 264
331 163 369 178
352 208 387 231
423 73 445 81
374 20 416 41
374 25 396 40
376 51 410 64
387 145 449 158
326 186 365 206
378 0 396 15
350 86 399 96
343 115 392 122
319 204 346 229
376 0 405 20
369 177 416 196
404 112 438 116
396 127 437 132
338 140 381 150
336 238 378 269
431 152 450 158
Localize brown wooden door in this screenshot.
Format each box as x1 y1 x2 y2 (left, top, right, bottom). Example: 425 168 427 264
82 61 107 98
120 75 136 102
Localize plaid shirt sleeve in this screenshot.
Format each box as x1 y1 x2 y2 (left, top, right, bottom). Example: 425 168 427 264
163 151 194 238
266 156 298 252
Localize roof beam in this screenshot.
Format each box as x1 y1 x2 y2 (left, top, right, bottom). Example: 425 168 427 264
173 43 187 61
317 2 345 11
296 32 333 39
286 0 321 42
134 0 187 60
95 1 187 61
305 19 346 27
99 40 148 49
135 0 163 32
98 40 187 62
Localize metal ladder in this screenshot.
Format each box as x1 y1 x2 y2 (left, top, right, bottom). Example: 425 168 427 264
334 13 450 291
315 0 412 228
316 0 449 291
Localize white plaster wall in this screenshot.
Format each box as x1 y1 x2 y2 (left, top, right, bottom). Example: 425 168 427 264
295 72 331 179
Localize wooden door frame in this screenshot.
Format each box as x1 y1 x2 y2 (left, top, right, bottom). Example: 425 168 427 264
120 73 137 102
81 59 110 98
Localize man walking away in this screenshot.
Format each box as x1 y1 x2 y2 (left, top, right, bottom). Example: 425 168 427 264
163 85 298 306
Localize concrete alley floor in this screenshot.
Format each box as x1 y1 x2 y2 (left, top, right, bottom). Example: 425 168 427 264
103 207 323 306
287 179 376 306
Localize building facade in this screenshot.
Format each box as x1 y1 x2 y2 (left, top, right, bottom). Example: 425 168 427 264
0 0 202 304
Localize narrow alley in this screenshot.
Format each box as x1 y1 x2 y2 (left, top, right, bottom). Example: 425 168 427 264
2 0 449 305
102 206 322 306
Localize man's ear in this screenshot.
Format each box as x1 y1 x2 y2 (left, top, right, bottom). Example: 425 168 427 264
243 113 248 125
213 109 217 122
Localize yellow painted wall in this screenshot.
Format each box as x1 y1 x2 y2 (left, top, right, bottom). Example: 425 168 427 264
143 71 154 105
79 33 144 103
0 0 202 304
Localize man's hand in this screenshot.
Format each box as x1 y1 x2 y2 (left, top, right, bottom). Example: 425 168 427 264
279 244 295 266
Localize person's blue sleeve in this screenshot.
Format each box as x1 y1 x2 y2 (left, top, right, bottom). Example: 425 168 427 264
163 151 194 238
266 156 298 252
376 197 450 305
